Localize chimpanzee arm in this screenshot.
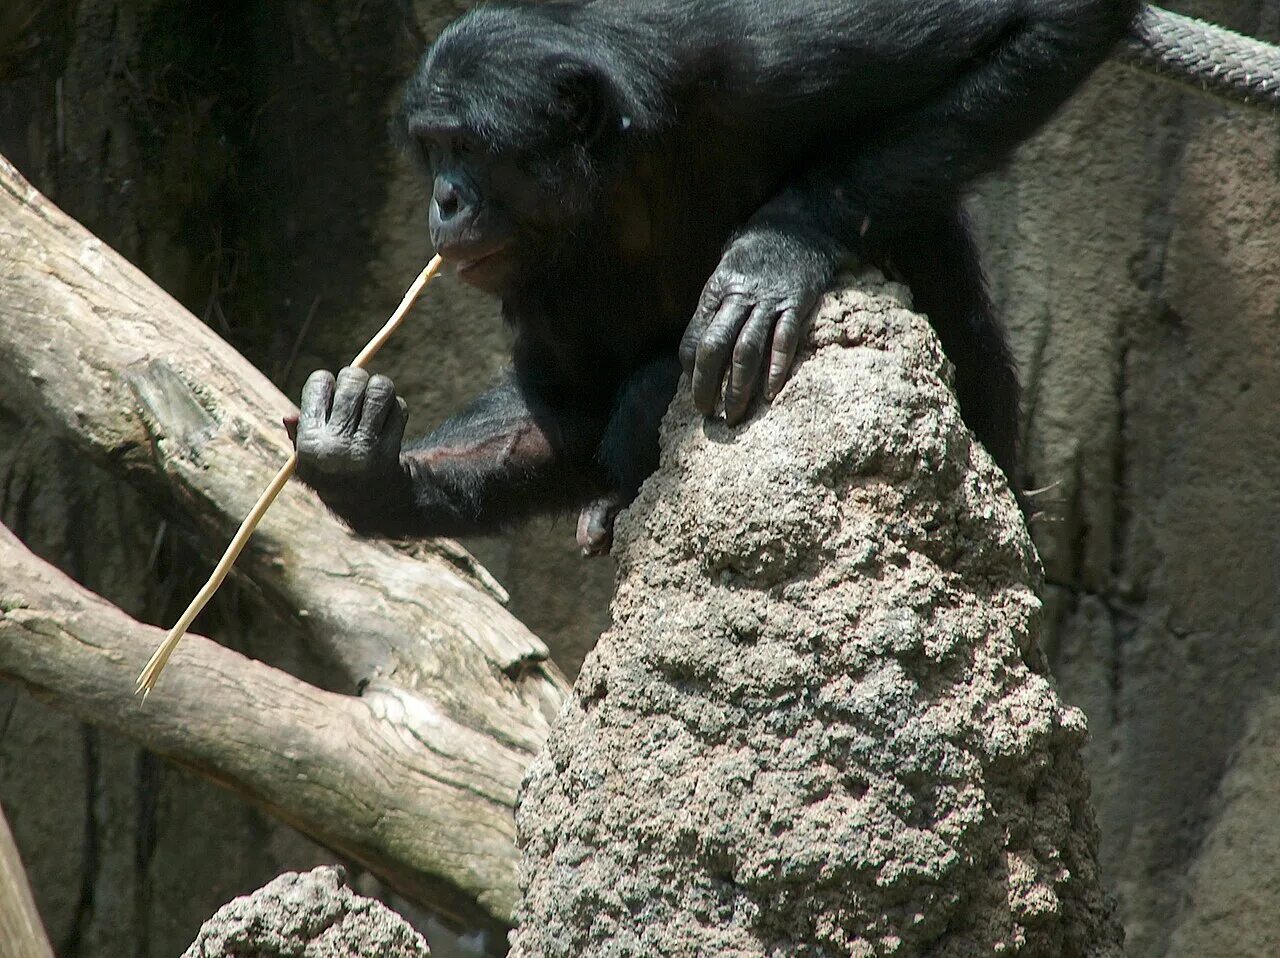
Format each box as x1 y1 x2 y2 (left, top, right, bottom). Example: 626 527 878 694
762 4 1139 246
293 366 608 537
685 0 1137 451
689 190 1022 470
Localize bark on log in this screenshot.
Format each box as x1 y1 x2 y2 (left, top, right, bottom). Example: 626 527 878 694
0 804 54 958
0 154 570 933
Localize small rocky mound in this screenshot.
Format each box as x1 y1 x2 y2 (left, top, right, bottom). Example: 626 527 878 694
182 865 430 957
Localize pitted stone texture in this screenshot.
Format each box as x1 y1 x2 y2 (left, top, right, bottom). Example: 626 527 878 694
509 275 1122 958
182 866 430 957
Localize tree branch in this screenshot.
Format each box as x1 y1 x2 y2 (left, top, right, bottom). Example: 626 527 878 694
0 523 520 936
0 802 54 958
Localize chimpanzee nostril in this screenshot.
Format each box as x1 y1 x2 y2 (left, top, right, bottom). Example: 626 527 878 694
428 172 480 249
434 177 462 220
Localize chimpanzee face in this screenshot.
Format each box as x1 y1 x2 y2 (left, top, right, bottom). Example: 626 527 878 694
399 7 620 295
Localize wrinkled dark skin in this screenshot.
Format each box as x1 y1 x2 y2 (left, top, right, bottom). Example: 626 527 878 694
681 225 838 425
293 0 1139 553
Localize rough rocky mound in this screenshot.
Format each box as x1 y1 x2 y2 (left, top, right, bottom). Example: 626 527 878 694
182 866 429 957
509 273 1123 957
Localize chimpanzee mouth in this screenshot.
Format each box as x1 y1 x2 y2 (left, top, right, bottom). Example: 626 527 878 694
456 244 513 275
451 243 517 293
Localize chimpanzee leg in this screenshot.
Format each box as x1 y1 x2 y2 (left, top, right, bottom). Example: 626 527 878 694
577 355 682 556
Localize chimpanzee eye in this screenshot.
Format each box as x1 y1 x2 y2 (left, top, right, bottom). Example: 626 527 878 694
563 89 590 124
454 134 494 161
414 133 440 168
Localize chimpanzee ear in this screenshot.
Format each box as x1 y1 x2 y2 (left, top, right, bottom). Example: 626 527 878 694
551 63 614 143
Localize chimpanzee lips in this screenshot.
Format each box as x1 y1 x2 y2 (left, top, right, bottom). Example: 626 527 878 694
448 242 517 294
454 243 512 274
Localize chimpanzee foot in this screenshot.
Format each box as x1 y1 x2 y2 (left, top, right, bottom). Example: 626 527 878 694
577 496 625 557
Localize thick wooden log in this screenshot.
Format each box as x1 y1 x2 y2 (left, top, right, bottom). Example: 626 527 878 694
0 523 521 935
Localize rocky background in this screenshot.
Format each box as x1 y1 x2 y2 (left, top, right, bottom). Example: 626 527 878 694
0 1 1276 956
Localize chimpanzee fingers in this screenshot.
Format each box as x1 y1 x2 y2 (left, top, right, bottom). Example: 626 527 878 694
356 374 398 441
377 397 410 459
680 283 726 376
723 305 777 424
691 296 752 415
300 370 337 429
766 306 805 400
329 367 371 434
678 325 701 380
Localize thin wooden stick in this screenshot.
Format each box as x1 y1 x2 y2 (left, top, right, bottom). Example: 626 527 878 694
136 255 445 697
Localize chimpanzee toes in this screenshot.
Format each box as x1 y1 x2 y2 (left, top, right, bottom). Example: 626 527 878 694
577 497 623 557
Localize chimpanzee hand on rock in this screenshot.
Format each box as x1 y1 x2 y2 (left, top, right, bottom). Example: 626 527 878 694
292 367 409 506
680 227 838 424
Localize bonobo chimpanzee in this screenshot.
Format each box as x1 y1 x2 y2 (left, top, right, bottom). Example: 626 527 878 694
293 0 1140 553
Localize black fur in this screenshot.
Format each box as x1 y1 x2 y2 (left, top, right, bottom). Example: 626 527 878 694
294 0 1140 548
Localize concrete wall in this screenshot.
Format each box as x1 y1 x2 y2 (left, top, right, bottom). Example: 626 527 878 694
973 4 1280 953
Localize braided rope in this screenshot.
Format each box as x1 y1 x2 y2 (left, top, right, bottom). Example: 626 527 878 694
1119 7 1280 110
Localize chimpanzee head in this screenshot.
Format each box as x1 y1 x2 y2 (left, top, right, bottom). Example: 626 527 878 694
398 5 644 294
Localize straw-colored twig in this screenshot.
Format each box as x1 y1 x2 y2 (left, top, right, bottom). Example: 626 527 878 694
135 254 445 697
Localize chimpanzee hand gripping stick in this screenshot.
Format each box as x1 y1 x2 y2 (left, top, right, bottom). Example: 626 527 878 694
135 255 445 697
